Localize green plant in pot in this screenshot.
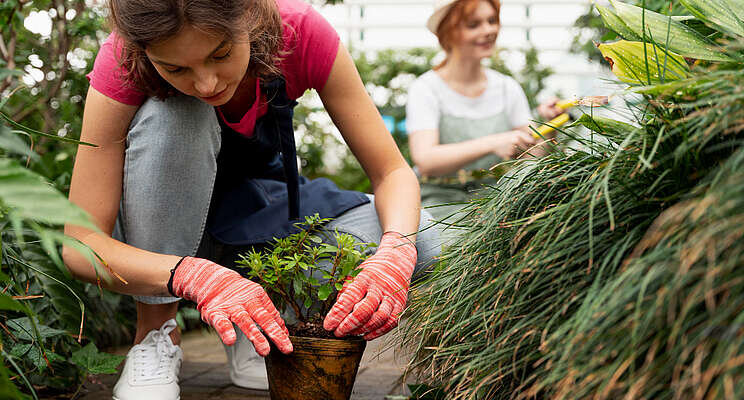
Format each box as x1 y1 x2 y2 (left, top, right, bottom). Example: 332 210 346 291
235 214 374 400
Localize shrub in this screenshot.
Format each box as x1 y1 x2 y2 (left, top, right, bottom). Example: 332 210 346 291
0 86 127 399
402 1 744 398
235 214 372 337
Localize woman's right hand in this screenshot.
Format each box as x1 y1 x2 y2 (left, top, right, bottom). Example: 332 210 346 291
170 257 293 356
487 130 537 159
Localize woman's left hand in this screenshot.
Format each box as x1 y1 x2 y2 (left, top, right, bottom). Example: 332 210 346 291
537 96 563 120
323 232 417 340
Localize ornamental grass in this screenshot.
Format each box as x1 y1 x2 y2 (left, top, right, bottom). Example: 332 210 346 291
401 1 744 398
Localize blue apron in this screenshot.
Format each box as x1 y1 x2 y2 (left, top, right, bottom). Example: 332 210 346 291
206 78 370 245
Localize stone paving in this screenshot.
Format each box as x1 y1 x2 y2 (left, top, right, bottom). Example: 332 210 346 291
79 329 415 400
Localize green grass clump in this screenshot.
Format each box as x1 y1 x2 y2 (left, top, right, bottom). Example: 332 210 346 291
538 146 744 399
401 1 744 397
403 71 744 400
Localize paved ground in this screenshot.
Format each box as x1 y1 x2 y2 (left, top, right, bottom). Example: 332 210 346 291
78 329 415 400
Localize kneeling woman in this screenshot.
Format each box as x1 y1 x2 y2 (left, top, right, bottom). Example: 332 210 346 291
62 0 438 398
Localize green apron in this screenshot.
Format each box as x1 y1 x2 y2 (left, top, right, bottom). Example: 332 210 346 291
421 109 512 238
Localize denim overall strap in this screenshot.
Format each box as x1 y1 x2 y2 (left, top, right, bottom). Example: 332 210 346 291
261 78 300 220
206 77 370 246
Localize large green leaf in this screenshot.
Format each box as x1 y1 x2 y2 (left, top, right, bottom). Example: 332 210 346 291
7 317 68 342
569 114 642 143
0 126 37 160
597 40 690 85
9 344 64 373
596 5 641 41
317 284 332 301
70 343 125 375
679 0 744 37
0 159 96 230
611 0 732 61
0 292 26 311
0 68 22 82
0 362 30 400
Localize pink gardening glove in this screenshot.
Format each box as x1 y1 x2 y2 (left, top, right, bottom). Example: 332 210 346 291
323 232 417 340
170 257 293 356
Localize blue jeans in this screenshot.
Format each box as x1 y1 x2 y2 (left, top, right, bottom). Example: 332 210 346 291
113 94 441 305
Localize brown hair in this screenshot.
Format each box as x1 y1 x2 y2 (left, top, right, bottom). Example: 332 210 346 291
434 0 501 69
109 0 283 99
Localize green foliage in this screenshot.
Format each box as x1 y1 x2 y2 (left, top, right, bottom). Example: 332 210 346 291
680 0 744 37
540 147 744 398
0 73 131 397
610 0 732 62
70 343 125 375
403 0 744 398
0 165 129 396
571 0 697 65
236 214 372 324
596 40 689 85
0 361 30 400
1 0 105 192
408 384 447 400
355 48 440 137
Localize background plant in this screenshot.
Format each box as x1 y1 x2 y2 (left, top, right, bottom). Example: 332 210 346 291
402 0 744 398
236 214 372 327
570 0 701 66
0 84 131 399
0 1 144 396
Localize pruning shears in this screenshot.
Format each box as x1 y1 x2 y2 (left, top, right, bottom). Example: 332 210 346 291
533 96 609 138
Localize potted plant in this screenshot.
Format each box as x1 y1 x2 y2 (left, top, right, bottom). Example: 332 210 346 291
235 214 373 400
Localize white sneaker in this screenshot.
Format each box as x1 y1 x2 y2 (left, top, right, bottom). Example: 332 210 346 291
223 325 268 390
113 319 183 400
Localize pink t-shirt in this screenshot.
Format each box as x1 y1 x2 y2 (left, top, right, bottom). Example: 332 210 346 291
87 0 340 137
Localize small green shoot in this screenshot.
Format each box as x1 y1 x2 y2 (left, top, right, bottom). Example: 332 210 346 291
235 214 374 324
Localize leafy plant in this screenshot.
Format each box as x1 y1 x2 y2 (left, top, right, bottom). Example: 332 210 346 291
402 0 744 398
235 214 373 335
570 0 698 66
1 0 106 192
1 75 129 398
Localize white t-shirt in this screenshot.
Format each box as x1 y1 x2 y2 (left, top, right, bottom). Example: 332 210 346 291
406 69 532 134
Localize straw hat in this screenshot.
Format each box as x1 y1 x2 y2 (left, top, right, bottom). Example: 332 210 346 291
426 0 458 35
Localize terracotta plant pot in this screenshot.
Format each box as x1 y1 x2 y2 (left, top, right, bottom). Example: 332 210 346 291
265 335 367 400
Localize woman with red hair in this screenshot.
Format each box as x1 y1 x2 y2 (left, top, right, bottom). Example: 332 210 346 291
407 0 561 237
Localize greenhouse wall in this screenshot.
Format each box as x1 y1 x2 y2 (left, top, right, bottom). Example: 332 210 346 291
317 0 615 101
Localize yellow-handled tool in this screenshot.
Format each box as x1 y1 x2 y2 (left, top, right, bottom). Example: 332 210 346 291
534 113 571 137
533 96 609 138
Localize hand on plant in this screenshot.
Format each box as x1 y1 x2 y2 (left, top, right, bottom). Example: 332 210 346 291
488 130 537 159
170 257 293 356
323 232 417 340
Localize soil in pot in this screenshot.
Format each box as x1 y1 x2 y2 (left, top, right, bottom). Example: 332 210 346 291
265 319 367 400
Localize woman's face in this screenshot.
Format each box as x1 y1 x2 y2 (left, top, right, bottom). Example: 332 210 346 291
145 25 252 106
454 1 500 60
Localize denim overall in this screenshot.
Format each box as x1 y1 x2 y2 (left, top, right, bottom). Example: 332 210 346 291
207 78 370 245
